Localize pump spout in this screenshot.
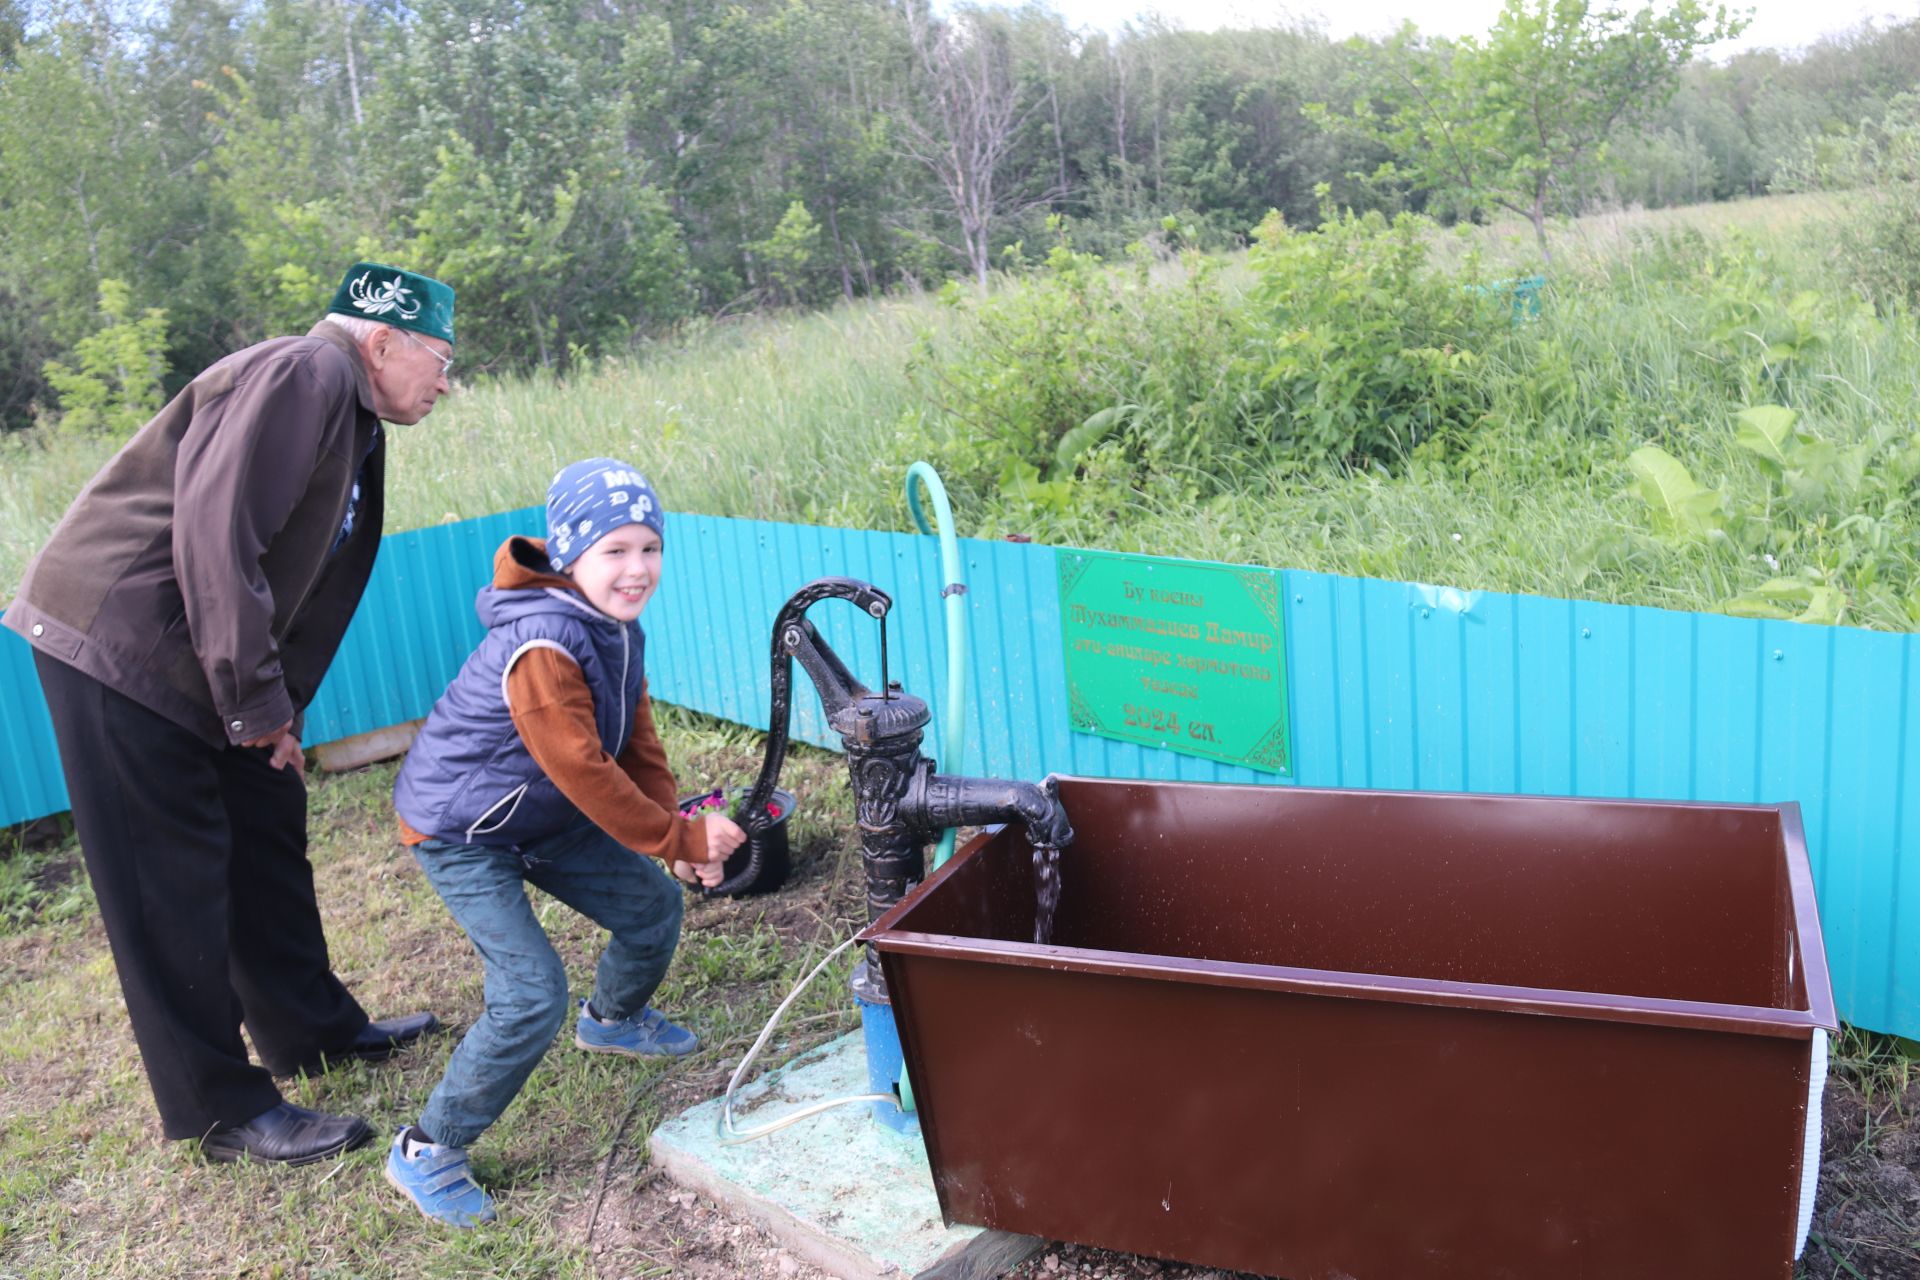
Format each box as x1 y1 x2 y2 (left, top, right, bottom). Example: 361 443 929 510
911 771 1074 855
741 578 1075 989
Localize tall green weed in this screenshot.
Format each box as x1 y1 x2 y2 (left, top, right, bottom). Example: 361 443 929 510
898 201 1920 633
1493 233 1920 628
903 206 1501 523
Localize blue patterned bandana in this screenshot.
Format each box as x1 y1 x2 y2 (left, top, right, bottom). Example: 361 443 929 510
545 458 665 572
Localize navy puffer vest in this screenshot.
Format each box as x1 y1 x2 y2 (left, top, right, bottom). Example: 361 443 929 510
394 578 645 847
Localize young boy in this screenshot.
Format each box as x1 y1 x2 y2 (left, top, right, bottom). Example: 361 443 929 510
386 458 746 1225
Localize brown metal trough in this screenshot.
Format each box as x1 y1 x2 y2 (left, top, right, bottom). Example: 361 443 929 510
861 776 1836 1280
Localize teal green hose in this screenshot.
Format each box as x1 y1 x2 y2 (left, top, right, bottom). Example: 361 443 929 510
905 462 968 869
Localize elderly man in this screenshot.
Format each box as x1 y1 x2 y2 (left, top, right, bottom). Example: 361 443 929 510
4 263 455 1165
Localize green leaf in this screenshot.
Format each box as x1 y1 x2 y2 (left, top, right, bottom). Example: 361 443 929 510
1733 404 1798 475
998 458 1074 515
1719 595 1798 620
1783 439 1839 511
1054 404 1134 476
1798 587 1847 626
1626 445 1725 542
1720 577 1847 626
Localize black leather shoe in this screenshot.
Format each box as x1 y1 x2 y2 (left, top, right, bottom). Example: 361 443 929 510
274 1012 443 1078
346 1011 441 1063
200 1102 372 1166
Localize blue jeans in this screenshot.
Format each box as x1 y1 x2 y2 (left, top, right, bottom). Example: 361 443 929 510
410 823 686 1148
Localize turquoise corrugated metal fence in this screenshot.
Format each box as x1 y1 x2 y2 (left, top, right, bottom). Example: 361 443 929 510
2 510 1916 1039
295 507 540 745
0 505 544 825
0 621 63 828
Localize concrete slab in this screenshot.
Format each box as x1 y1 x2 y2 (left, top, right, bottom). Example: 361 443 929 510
650 1032 1041 1280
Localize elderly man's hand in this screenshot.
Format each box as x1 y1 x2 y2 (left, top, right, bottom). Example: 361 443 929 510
241 720 293 749
243 721 306 781
266 732 306 781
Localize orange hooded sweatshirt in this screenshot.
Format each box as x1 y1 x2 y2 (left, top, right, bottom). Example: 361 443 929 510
398 536 712 865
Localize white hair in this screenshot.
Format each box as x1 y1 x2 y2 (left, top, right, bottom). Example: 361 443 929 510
317 314 392 345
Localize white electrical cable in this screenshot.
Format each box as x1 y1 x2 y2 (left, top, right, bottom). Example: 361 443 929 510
715 932 900 1145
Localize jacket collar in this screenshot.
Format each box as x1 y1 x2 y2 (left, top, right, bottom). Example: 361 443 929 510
307 320 378 415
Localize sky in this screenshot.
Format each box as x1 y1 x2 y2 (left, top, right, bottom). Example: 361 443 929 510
1042 0 1917 56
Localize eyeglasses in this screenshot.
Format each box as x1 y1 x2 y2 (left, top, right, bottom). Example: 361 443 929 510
397 327 455 377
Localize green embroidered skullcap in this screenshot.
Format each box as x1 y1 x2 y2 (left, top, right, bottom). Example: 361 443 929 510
327 262 456 344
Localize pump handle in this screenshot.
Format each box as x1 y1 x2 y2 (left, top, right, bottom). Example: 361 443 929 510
704 578 892 897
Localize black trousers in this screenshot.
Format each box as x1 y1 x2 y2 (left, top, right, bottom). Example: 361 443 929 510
34 652 369 1139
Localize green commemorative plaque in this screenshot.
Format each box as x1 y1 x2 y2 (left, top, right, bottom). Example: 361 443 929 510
1058 549 1290 773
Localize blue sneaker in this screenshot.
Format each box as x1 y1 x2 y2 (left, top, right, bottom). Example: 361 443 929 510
574 999 699 1057
384 1128 496 1227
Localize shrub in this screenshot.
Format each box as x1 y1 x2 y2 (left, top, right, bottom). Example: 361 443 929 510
40 279 170 438
903 207 1503 524
905 221 1256 517
1779 92 1920 314
1245 203 1498 464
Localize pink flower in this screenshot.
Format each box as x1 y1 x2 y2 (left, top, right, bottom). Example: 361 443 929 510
678 787 786 823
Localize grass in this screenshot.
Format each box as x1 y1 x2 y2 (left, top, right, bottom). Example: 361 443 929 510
0 191 1866 611
0 292 952 602
341 295 946 554
1459 190 1851 275
0 706 865 1279
0 827 89 934
0 428 123 601
903 190 1920 629
0 705 1910 1278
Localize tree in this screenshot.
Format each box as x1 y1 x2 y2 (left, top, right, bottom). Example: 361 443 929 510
1326 0 1745 261
894 4 1060 289
746 200 825 306
357 0 695 367
708 0 912 302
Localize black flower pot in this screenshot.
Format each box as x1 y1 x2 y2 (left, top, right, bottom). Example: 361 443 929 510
677 787 795 898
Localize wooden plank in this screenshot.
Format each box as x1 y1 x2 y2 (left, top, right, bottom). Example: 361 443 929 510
313 719 424 773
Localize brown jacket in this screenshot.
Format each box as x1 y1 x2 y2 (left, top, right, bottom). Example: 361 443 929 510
396 538 712 865
2 323 384 747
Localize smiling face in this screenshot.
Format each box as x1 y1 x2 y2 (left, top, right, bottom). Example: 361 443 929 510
566 522 664 621
361 325 452 425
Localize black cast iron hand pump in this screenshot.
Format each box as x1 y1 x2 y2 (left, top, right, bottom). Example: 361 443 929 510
729 577 1074 999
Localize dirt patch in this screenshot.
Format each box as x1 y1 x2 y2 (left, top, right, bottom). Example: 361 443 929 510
3 814 70 850
1800 1062 1920 1279
22 849 80 896
557 1169 838 1280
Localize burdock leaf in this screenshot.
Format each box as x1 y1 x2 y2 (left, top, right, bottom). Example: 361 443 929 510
1733 404 1799 476
1627 445 1725 542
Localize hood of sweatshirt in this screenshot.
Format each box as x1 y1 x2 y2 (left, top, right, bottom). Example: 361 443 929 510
473 535 618 630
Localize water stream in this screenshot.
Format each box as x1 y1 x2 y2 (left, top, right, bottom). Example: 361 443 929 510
1032 844 1062 945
